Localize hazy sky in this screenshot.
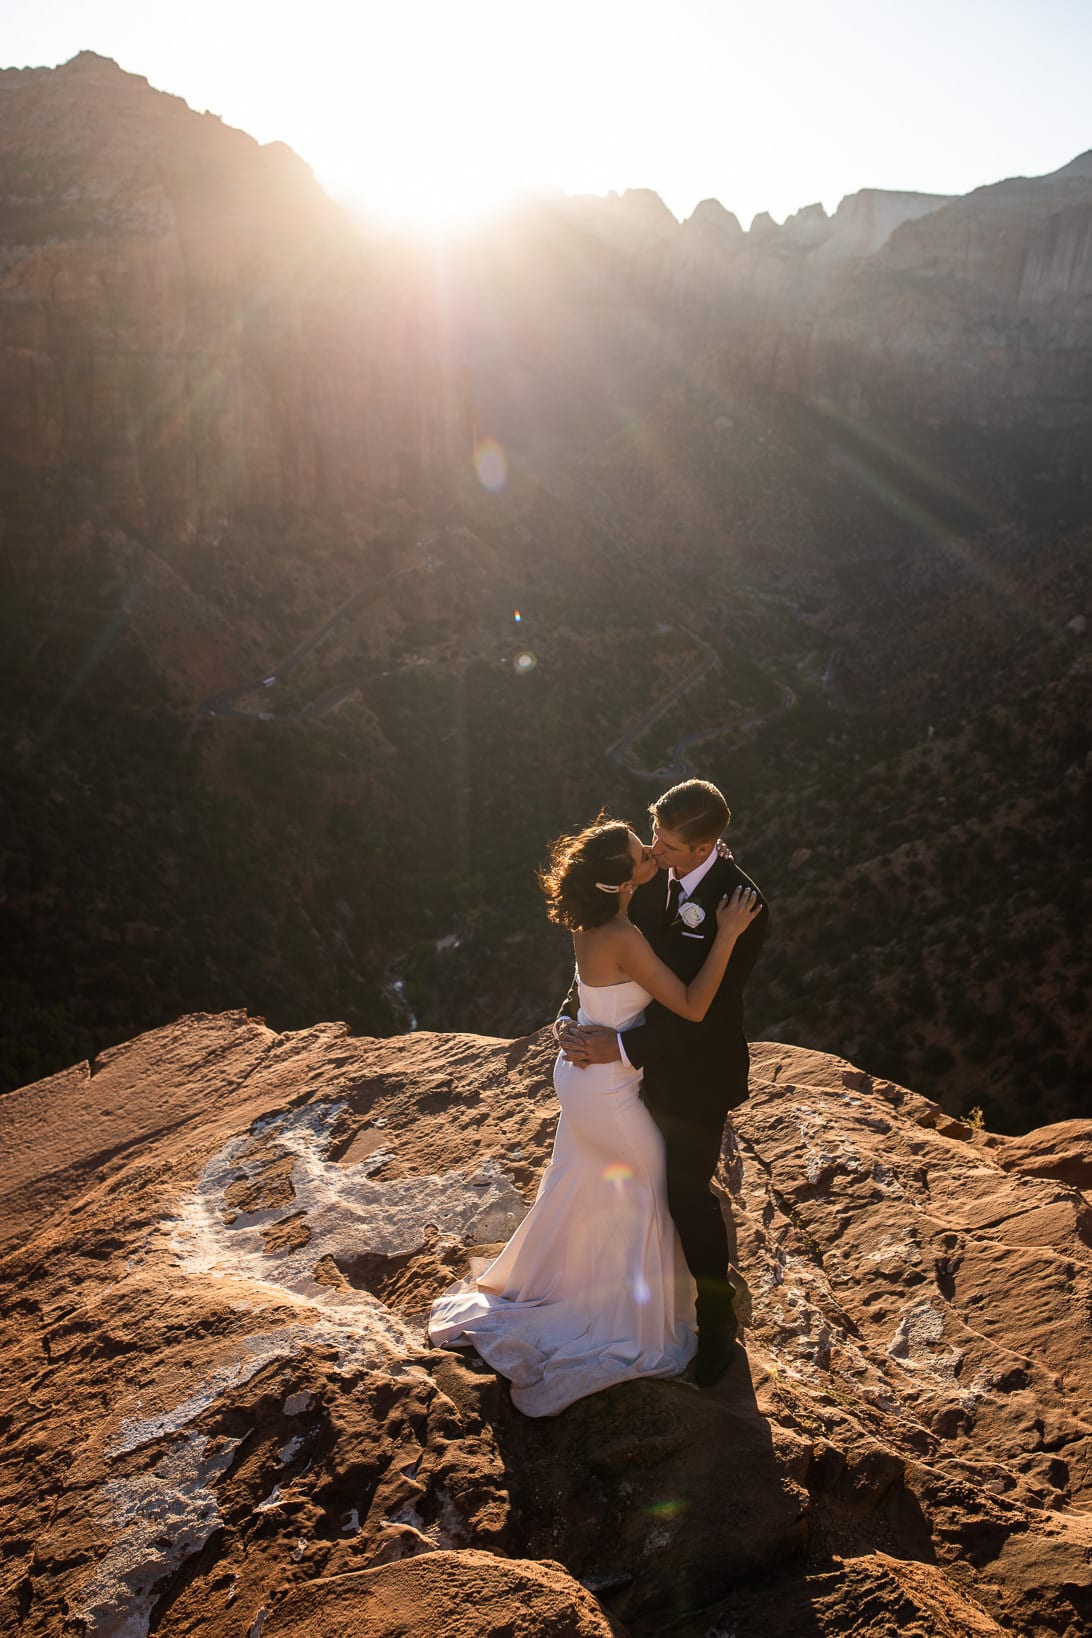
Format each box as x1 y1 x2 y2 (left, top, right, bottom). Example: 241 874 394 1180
6 0 1091 228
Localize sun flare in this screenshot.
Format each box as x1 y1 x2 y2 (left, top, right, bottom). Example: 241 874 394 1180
337 116 532 229
310 1 558 229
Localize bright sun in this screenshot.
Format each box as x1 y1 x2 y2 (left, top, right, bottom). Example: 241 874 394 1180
339 149 526 231
307 2 559 229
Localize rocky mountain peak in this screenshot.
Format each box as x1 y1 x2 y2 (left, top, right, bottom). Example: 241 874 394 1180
682 196 744 241
616 185 677 223
780 200 831 246
60 48 134 78
748 209 780 238
1047 148 1092 180
817 185 954 259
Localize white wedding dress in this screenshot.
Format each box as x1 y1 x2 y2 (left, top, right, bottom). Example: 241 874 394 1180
428 977 696 1416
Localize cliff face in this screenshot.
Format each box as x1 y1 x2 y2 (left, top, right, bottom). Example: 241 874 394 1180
759 163 1092 424
2 54 1087 547
0 53 468 539
2 1013 1090 1636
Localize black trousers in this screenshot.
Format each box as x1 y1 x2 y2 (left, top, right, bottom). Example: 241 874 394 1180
645 1098 733 1288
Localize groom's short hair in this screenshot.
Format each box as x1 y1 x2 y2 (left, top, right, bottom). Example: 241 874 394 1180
650 779 730 844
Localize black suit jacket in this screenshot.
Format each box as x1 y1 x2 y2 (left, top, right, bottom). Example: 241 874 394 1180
561 853 768 1122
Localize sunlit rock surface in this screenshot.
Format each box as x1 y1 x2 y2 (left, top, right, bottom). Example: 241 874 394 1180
1 1011 1090 1635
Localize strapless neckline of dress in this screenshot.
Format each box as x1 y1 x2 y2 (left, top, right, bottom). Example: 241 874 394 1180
574 974 650 1033
574 969 640 989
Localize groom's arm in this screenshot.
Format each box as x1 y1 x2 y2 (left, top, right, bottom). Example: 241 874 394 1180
554 970 580 1029
718 899 768 997
550 963 586 1054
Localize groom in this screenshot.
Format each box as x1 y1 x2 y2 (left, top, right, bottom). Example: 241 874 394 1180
556 778 768 1387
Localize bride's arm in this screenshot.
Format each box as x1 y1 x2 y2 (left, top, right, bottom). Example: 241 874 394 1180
614 890 761 1021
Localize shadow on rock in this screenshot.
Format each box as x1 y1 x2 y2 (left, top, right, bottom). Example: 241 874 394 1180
492 1346 814 1636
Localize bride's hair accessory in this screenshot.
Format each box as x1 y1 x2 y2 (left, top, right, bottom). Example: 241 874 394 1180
538 812 637 931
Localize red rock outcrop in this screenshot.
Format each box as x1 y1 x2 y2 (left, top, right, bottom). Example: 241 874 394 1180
2 1013 1090 1635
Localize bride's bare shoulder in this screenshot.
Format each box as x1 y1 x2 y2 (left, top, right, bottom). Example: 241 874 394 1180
610 919 654 969
597 918 644 952
612 917 654 963
574 918 638 983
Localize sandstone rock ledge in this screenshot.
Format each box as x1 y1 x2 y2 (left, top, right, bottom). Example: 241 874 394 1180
1 1012 1090 1637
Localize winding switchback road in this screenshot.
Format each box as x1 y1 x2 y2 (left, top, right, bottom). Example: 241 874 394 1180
608 627 797 782
198 542 439 721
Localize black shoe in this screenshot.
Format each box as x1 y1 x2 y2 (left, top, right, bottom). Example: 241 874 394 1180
694 1315 739 1388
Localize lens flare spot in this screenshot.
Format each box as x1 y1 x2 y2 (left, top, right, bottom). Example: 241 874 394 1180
646 1498 688 1519
602 1162 633 1189
633 1273 652 1305
474 437 507 492
513 610 521 623
513 651 537 674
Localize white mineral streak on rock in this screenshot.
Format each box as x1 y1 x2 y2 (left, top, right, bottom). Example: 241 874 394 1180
109 1329 344 1457
172 1101 526 1331
74 1434 237 1638
869 1160 906 1197
862 1230 922 1268
106 1351 271 1457
89 1101 528 1637
887 1299 965 1381
798 1107 863 1186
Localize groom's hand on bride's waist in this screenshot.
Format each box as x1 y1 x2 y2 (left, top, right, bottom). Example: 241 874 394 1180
554 1019 589 1066
555 1023 621 1066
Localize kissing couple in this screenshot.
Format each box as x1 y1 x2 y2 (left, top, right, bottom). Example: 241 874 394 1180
429 778 768 1416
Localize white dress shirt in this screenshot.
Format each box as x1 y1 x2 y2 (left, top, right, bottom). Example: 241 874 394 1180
669 847 720 906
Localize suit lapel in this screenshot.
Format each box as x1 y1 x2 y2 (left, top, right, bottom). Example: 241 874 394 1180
686 855 731 918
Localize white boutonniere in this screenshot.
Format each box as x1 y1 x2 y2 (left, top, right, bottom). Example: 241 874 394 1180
679 901 705 929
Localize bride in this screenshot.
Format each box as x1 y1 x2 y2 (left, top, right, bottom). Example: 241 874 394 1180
428 815 761 1417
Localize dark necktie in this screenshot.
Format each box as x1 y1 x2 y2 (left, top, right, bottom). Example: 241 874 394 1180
666 876 683 923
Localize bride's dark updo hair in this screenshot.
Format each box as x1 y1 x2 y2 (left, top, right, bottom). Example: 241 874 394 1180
538 815 635 930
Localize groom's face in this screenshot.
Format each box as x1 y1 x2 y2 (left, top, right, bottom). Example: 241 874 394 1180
649 820 713 878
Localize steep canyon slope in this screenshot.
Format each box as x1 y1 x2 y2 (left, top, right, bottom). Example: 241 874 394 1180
0 53 1089 1128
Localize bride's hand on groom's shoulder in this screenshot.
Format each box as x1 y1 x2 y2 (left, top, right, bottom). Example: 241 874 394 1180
715 886 762 939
